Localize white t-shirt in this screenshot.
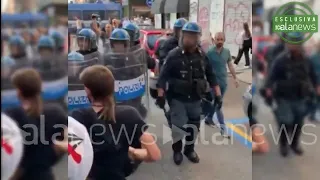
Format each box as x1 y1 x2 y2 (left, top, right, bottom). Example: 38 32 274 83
1 113 23 180
68 116 93 180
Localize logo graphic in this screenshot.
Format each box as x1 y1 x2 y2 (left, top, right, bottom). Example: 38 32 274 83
68 133 83 164
162 124 190 145
272 2 318 44
1 127 14 155
1 137 13 155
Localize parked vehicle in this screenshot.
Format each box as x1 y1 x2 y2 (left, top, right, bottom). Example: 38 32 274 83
139 29 170 99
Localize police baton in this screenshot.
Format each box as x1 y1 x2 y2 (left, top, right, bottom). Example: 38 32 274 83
155 101 171 127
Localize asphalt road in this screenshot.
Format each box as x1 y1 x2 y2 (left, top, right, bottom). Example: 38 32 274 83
252 96 320 180
128 77 251 180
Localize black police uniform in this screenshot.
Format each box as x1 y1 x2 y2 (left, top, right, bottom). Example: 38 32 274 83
157 36 179 68
265 51 318 156
157 47 218 160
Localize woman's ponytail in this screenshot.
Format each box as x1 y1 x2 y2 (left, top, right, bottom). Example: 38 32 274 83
27 95 43 117
99 96 115 122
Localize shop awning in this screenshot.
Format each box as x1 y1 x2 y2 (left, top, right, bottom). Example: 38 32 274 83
151 0 165 14
164 0 189 14
151 0 189 14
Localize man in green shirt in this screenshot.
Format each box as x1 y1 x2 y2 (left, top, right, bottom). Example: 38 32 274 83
203 32 239 135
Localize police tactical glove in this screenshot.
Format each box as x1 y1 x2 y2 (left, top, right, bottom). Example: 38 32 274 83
215 96 223 109
156 96 166 109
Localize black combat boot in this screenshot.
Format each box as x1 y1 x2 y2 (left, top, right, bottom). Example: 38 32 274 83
183 150 200 163
172 140 183 165
173 151 183 165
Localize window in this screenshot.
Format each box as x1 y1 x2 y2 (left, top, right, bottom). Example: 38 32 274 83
147 34 162 50
68 10 82 20
83 10 106 21
106 10 120 20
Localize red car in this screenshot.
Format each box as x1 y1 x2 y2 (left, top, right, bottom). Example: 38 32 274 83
139 29 170 98
139 29 166 58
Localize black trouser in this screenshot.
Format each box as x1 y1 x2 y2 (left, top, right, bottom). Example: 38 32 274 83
278 122 303 148
274 99 306 148
169 99 201 153
234 47 250 66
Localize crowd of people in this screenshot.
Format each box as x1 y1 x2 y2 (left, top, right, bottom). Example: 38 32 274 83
1 23 68 179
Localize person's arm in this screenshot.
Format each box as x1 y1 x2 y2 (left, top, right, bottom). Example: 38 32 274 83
264 56 285 97
226 49 239 87
127 108 161 162
145 50 156 69
308 59 320 95
52 107 68 154
156 51 175 97
204 54 221 96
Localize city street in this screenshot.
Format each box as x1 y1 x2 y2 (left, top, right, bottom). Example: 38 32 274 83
53 77 252 180
128 77 251 180
253 97 320 180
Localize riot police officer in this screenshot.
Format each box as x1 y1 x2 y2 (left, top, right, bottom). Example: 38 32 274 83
77 28 100 60
156 18 188 68
156 22 222 165
37 35 56 58
265 32 320 157
8 35 28 62
122 22 156 69
122 22 140 47
50 30 65 54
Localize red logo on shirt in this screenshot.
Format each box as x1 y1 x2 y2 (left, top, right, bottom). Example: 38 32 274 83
1 137 13 155
68 133 83 164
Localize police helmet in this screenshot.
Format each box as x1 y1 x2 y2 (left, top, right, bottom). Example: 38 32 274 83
173 18 188 29
50 31 65 49
123 22 140 41
182 22 201 33
68 51 84 61
110 28 130 41
8 35 26 48
77 28 97 50
1 56 16 66
37 36 56 50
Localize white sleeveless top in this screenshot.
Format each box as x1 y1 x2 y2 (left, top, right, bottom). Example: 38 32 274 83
1 113 23 180
68 116 93 180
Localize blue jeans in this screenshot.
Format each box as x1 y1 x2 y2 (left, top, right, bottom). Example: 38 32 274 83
202 84 227 130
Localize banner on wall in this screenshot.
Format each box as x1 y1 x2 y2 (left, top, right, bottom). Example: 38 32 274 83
209 0 225 36
198 0 212 52
223 0 252 57
189 0 198 22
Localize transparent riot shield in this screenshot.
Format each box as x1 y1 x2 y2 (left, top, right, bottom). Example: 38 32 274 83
68 58 99 111
33 55 68 110
102 45 150 120
1 60 31 109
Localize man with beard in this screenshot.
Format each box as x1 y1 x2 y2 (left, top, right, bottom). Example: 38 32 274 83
265 32 320 157
156 22 222 165
202 32 239 137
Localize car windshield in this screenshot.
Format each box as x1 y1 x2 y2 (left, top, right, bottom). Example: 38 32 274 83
147 34 162 50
